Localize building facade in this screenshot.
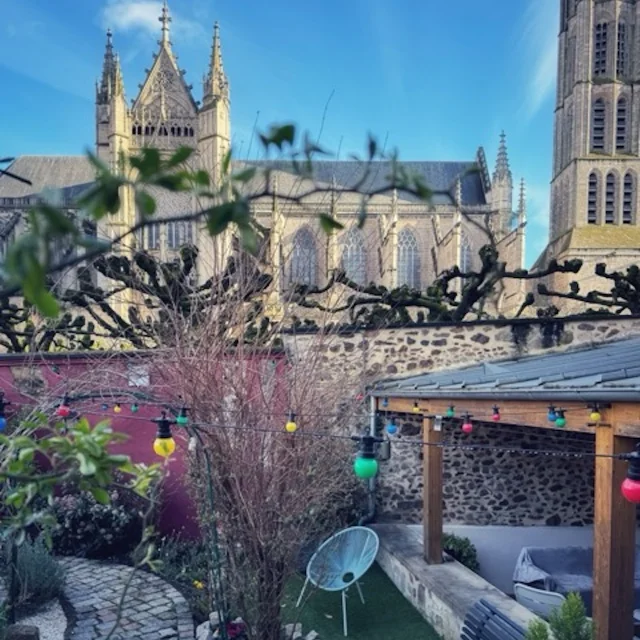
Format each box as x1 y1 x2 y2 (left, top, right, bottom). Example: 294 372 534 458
534 0 640 308
0 2 526 318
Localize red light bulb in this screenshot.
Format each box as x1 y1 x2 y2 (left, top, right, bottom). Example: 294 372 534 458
461 413 473 434
621 477 640 503
492 405 500 422
56 404 71 418
622 446 640 503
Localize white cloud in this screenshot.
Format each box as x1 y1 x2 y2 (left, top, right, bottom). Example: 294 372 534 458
102 0 206 42
517 0 558 119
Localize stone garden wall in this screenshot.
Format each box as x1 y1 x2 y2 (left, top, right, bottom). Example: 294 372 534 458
284 314 640 526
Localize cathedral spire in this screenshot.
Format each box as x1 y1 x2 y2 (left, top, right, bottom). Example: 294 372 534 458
159 0 172 47
98 28 116 102
493 131 512 183
113 54 125 96
518 178 527 222
203 22 229 104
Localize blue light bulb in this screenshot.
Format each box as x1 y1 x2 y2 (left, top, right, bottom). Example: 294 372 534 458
0 416 6 431
547 408 557 422
386 421 398 436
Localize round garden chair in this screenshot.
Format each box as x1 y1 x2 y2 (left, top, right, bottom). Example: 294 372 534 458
295 526 379 636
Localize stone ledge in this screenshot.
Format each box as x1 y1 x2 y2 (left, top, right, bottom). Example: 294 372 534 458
372 524 540 640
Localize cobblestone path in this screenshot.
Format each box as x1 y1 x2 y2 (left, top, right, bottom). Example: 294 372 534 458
61 557 194 639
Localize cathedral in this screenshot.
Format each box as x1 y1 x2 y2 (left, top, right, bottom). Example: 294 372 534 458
0 2 526 317
533 0 640 310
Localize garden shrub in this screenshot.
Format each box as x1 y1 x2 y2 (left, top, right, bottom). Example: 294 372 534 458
153 535 211 623
14 539 65 608
525 592 593 640
442 533 479 572
51 489 142 560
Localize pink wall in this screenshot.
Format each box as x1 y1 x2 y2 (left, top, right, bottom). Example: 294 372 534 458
0 351 285 538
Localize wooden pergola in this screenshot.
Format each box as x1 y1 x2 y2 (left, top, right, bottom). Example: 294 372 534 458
372 338 640 640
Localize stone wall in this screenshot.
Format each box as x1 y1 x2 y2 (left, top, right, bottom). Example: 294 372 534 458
376 413 595 526
284 314 640 526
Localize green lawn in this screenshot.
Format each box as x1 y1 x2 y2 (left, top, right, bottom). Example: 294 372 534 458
282 563 442 639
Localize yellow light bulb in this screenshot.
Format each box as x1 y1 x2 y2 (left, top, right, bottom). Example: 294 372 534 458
590 411 602 423
153 437 176 458
114 404 122 414
285 420 297 433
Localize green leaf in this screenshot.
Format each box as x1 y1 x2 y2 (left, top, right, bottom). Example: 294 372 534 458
33 289 59 318
367 134 377 160
37 203 77 234
262 124 296 150
222 149 232 176
77 453 97 476
91 487 110 505
166 147 194 168
319 213 344 234
238 224 258 255
206 203 235 235
137 148 161 177
136 190 156 216
103 178 122 214
193 170 210 187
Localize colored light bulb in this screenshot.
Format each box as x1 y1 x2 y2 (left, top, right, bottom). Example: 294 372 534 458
131 403 139 413
354 456 378 479
386 421 398 436
285 419 297 433
492 406 501 422
176 414 188 426
623 447 640 503
0 416 6 431
56 404 71 418
590 410 601 423
462 420 473 434
114 403 122 414
412 402 420 414
446 406 455 418
555 410 566 428
547 406 557 422
382 397 389 408
153 437 176 458
101 403 109 411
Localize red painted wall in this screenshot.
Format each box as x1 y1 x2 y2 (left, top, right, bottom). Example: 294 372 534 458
0 351 285 538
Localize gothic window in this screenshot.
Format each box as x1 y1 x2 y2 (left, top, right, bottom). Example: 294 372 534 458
397 228 420 289
188 127 195 137
460 233 472 273
176 127 182 137
289 227 317 286
605 172 618 224
616 97 628 152
588 172 599 224
341 228 367 285
144 125 151 136
145 223 160 250
594 22 608 76
591 98 606 151
617 22 627 77
623 172 636 224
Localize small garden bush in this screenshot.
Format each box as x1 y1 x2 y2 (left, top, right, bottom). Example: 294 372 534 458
51 489 143 560
442 533 479 572
525 592 593 640
152 535 211 623
14 539 65 609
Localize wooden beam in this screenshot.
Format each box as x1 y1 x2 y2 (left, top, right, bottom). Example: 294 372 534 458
422 415 443 564
593 421 635 640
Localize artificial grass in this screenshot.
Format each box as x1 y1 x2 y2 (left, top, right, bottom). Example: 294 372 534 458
282 563 442 639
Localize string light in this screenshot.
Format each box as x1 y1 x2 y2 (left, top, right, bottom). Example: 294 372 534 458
412 401 420 414
547 405 557 422
56 395 71 419
176 407 189 426
153 411 176 458
555 409 566 428
590 404 602 423
461 413 473 434
446 405 455 418
382 397 389 408
492 405 501 422
131 403 140 414
114 403 122 414
386 419 398 436
0 392 10 432
285 411 297 433
353 434 381 479
622 445 640 503
101 403 109 411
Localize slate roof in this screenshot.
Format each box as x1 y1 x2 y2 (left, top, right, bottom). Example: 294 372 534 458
0 156 95 199
246 160 486 206
372 336 640 402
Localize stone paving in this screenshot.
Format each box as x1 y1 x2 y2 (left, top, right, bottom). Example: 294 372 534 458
61 557 194 640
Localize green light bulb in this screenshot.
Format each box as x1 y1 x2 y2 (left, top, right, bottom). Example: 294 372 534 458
446 406 455 418
176 414 188 426
555 416 566 428
354 456 378 479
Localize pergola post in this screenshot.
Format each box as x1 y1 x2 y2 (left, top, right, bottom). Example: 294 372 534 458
593 423 635 640
422 414 443 564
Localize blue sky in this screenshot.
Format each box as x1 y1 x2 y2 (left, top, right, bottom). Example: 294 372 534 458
0 0 558 266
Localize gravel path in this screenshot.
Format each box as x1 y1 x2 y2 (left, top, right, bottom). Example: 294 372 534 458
19 599 67 640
